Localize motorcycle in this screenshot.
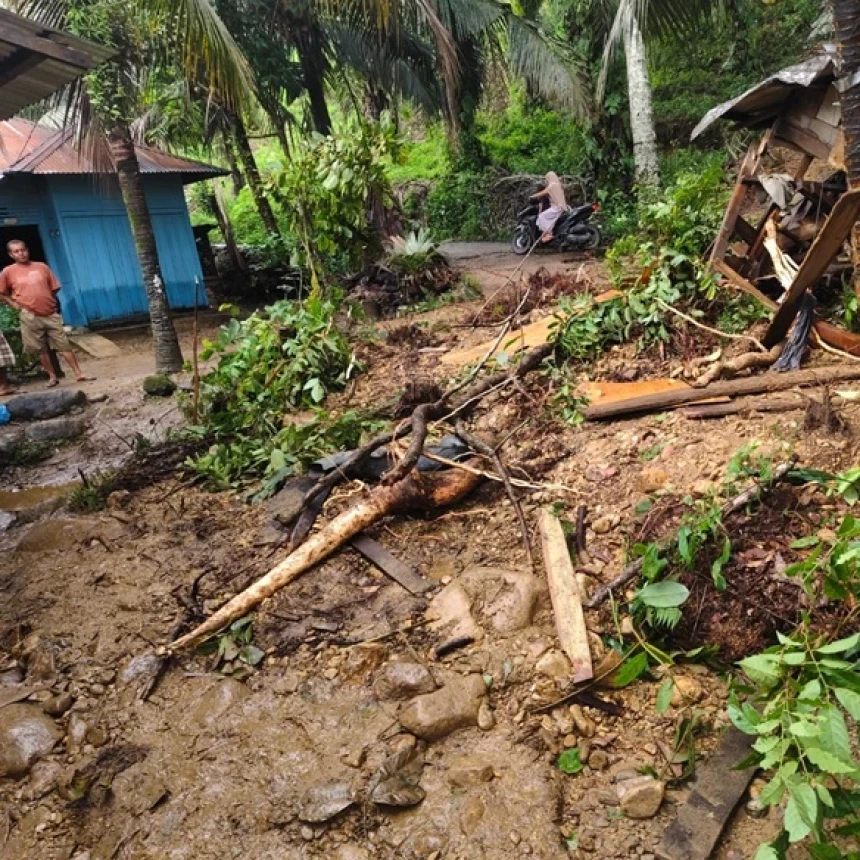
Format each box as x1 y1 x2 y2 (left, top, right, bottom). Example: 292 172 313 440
511 198 602 255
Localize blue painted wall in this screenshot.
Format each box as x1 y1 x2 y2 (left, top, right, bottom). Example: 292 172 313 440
0 172 207 328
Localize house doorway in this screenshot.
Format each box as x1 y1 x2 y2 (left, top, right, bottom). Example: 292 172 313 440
0 224 47 267
0 224 63 378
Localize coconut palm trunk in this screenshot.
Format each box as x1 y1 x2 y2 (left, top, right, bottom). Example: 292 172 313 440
831 0 860 293
230 116 281 238
623 13 660 188
107 123 183 373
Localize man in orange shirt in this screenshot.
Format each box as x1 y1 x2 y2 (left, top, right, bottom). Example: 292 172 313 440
0 240 92 387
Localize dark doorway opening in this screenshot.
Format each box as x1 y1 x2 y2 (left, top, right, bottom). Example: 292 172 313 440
0 224 47 267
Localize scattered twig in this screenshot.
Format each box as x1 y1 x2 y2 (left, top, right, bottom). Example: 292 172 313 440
586 460 796 608
455 420 534 570
575 504 587 555
656 297 767 352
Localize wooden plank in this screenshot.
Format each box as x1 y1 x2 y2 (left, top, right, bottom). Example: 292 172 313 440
0 19 95 69
350 534 432 595
712 260 778 311
763 188 860 347
69 331 122 358
733 217 758 246
774 123 833 162
579 379 691 407
584 364 860 421
710 144 758 264
537 509 592 683
0 50 44 88
440 289 622 368
656 729 755 860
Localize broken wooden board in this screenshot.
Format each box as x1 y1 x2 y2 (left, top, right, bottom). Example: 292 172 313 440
350 534 432 595
537 509 592 683
584 364 860 421
441 289 623 367
764 188 860 347
69 331 122 358
579 378 691 407
656 728 755 860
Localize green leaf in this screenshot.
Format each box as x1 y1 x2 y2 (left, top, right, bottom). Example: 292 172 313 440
239 644 265 667
636 581 690 609
785 782 818 843
738 654 783 688
655 679 674 714
790 535 821 549
817 632 860 655
557 748 584 775
816 784 834 808
806 747 858 775
612 652 649 688
819 706 853 764
758 776 786 807
799 680 823 701
753 845 780 860
835 687 860 720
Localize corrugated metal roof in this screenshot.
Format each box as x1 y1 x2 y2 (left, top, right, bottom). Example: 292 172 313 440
692 50 837 140
0 118 226 182
0 9 115 121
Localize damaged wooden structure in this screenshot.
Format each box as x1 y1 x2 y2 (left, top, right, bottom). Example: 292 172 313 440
694 48 860 353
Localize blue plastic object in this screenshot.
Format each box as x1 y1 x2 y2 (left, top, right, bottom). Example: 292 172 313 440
0 404 10 425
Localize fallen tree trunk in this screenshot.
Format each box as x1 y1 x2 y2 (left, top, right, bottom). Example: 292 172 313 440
584 364 860 421
586 461 795 608
171 466 483 651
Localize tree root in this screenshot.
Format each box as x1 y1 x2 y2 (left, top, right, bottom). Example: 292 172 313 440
693 343 783 387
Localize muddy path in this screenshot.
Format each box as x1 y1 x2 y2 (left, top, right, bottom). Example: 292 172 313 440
1 250 858 859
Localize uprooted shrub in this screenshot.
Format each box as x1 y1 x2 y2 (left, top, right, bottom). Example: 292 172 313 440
187 295 365 491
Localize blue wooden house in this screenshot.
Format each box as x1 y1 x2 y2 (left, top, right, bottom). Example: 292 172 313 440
0 118 224 328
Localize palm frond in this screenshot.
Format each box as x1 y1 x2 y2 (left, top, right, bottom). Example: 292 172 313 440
507 15 590 117
147 0 256 110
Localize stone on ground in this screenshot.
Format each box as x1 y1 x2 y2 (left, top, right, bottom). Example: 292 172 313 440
398 674 487 740
373 661 436 701
6 389 87 422
142 375 177 397
617 775 665 818
0 704 63 777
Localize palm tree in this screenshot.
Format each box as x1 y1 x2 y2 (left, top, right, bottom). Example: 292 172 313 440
13 0 253 373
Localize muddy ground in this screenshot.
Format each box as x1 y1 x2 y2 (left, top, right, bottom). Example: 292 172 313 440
1 245 858 859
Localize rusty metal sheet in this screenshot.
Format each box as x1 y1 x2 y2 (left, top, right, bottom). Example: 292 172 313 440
692 50 836 140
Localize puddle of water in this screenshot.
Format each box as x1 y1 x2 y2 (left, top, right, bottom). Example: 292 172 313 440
0 482 81 512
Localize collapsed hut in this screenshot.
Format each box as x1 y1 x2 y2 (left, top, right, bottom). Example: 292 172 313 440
694 47 860 353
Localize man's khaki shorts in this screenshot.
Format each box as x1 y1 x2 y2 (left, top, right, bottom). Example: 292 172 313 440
19 310 72 354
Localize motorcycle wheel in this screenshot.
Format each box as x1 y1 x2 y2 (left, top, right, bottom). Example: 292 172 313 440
582 224 602 250
511 225 534 256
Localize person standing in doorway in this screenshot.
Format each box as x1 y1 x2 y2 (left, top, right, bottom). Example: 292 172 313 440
0 240 93 387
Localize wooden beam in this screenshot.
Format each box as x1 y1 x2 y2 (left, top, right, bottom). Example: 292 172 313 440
763 188 860 347
350 534 432 595
584 364 860 422
537 509 592 683
711 260 778 311
733 217 758 246
656 729 755 860
710 144 758 264
0 19 95 70
0 50 44 89
774 124 832 162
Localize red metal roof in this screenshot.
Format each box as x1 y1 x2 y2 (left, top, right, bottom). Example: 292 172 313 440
0 118 226 182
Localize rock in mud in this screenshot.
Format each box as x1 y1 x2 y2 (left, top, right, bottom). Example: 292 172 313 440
398 674 486 741
190 678 250 729
43 692 74 717
427 583 483 646
6 389 87 422
459 566 544 634
370 746 426 808
617 776 665 818
299 782 357 822
66 714 89 754
24 415 87 443
0 427 24 464
447 755 495 788
142 375 177 397
15 518 98 553
0 704 62 777
636 467 669 494
25 759 63 799
536 649 571 680
117 651 161 687
670 674 704 707
373 662 436 701
264 475 318 526
477 700 495 731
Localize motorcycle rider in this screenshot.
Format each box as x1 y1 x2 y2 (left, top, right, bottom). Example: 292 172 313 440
530 171 568 243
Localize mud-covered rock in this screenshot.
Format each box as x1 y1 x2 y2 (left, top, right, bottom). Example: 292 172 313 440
447 755 495 788
142 375 177 397
24 415 87 443
617 776 665 818
0 427 24 463
191 678 250 729
43 692 74 717
373 662 436 701
536 649 571 680
398 674 486 740
299 782 357 822
636 467 669 494
264 476 318 526
6 389 87 421
459 566 544 634
0 704 62 777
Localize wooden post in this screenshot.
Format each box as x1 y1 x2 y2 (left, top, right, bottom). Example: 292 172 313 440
710 143 759 264
537 509 592 683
